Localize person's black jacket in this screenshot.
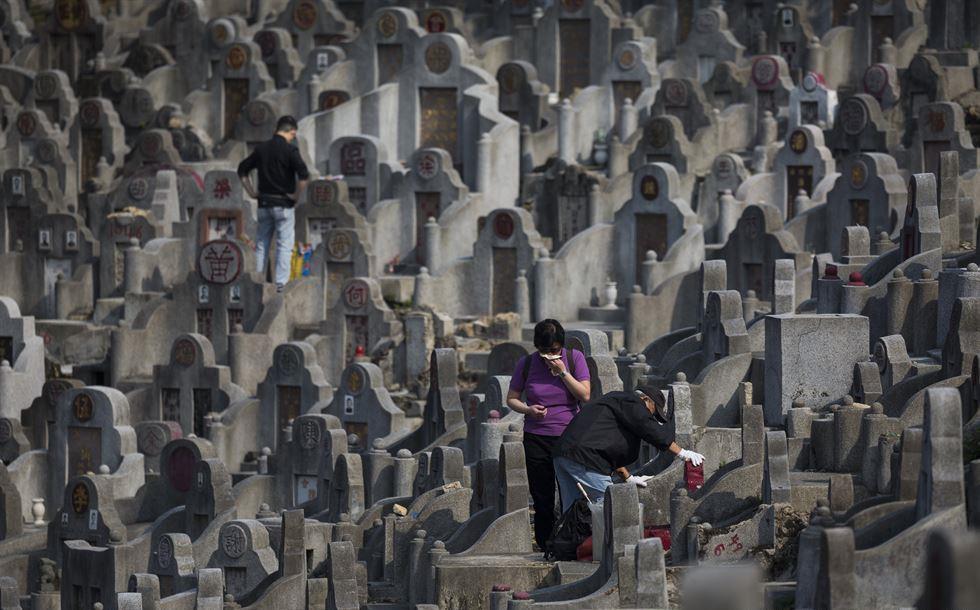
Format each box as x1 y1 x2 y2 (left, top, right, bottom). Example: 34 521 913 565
236 134 310 206
554 391 675 475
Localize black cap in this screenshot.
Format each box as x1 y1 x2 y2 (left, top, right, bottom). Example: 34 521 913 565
635 384 670 420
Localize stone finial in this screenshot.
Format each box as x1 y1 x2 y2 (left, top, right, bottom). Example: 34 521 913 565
746 290 757 299
842 395 854 406
921 269 933 280
397 449 412 458
418 266 430 276
488 410 500 420
32 498 45 525
791 399 805 409
633 284 642 293
415 529 427 540
645 250 658 262
98 464 110 474
893 268 904 278
128 237 139 248
968 263 979 272
870 402 883 414
493 584 512 592
824 264 838 279
847 272 865 286
434 540 446 549
676 372 687 382
339 512 350 522
514 592 531 600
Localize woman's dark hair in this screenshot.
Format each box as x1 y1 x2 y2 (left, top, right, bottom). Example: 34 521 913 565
276 115 299 131
533 319 565 349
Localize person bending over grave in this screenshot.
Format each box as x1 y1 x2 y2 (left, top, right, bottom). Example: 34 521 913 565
237 115 310 292
506 319 591 551
552 385 704 512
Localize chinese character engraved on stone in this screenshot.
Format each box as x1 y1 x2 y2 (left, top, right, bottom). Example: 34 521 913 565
73 393 93 422
347 368 364 394
493 212 515 239
71 482 89 513
198 240 243 285
425 42 452 74
377 12 398 38
213 178 232 199
343 280 369 309
16 112 36 137
174 338 196 366
327 232 353 260
417 153 439 179
157 536 173 568
298 420 320 449
789 130 807 153
293 0 317 29
277 346 300 375
222 524 247 558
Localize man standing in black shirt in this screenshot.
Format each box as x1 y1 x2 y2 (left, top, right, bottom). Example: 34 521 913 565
237 115 310 292
552 385 704 512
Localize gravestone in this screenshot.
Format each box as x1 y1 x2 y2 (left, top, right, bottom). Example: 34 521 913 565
495 61 549 130
29 69 78 130
39 0 106 82
283 414 346 513
764 314 870 425
789 72 837 130
47 474 125 563
697 153 748 244
772 125 835 220
151 334 243 437
394 147 469 267
206 519 279 601
48 387 140 510
824 153 906 259
472 208 544 316
272 0 355 57
71 81 122 169
328 135 392 215
325 362 409 451
318 277 402 385
256 341 333 452
675 4 743 84
650 78 712 139
533 0 618 99
613 162 700 288
768 4 814 81
824 94 898 160
184 457 235 540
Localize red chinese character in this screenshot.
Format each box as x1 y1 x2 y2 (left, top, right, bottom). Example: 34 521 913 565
713 543 725 556
203 244 235 281
213 178 231 199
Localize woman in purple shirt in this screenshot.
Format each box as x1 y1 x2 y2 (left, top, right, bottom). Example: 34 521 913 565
506 319 591 551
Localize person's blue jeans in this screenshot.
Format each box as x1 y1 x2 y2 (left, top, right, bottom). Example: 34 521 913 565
554 456 613 514
255 206 295 287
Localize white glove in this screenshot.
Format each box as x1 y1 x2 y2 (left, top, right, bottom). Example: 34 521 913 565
626 475 652 488
678 449 705 467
